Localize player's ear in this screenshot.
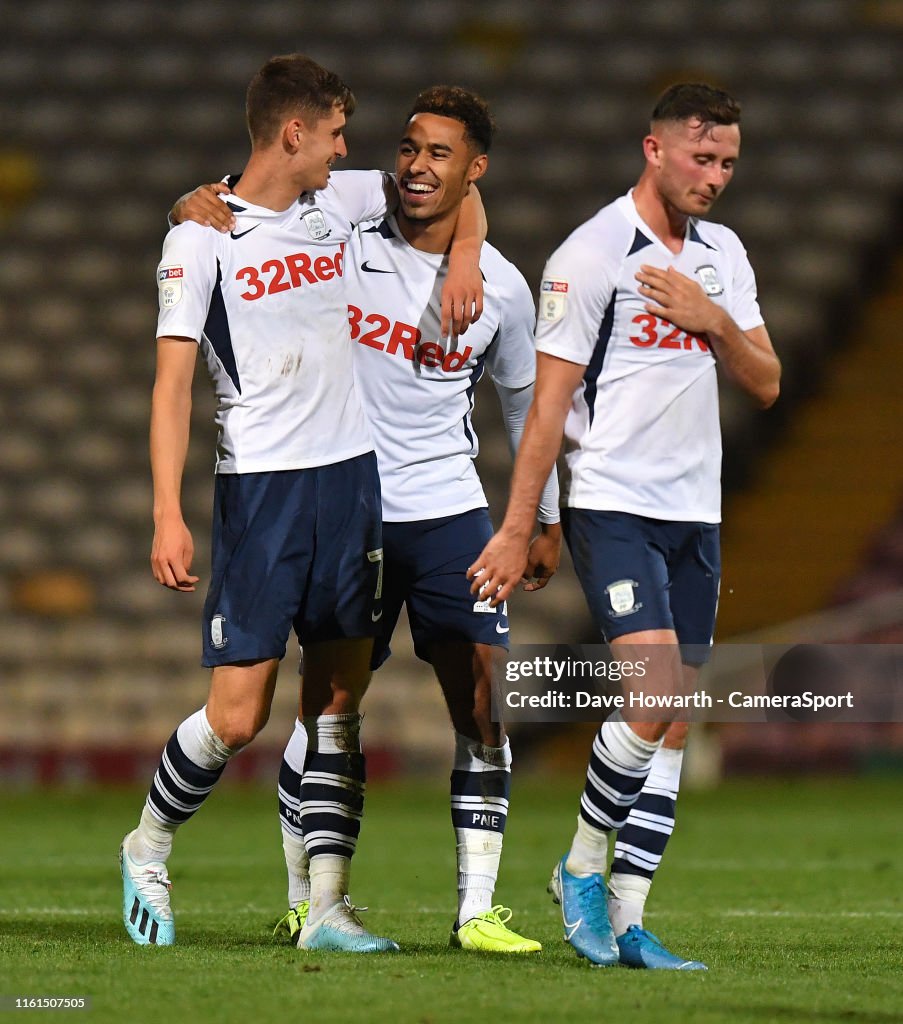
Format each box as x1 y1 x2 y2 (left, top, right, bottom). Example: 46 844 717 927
282 117 305 153
467 153 488 184
643 133 662 167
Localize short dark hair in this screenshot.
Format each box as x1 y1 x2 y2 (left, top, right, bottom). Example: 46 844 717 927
651 82 741 129
246 54 355 146
405 85 495 154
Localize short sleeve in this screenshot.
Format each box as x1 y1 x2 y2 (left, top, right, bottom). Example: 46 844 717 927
485 263 537 388
156 222 219 343
534 236 618 366
326 170 391 228
727 235 765 332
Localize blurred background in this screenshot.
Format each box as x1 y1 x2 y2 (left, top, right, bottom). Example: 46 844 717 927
1 0 902 788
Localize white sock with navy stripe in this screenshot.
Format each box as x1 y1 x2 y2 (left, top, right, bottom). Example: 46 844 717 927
608 745 683 934
451 732 511 926
301 713 365 924
567 711 661 877
278 718 310 909
129 706 234 865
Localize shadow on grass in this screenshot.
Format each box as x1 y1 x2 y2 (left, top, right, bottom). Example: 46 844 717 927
718 1006 902 1024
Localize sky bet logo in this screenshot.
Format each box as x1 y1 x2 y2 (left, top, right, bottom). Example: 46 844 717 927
348 305 473 371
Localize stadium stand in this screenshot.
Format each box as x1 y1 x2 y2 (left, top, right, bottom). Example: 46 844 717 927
1 0 902 779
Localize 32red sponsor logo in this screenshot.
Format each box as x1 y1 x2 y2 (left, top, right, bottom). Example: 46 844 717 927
348 305 472 371
236 244 345 301
629 314 709 352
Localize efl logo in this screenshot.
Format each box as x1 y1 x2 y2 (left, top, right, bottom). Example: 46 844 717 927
158 265 184 307
236 244 345 301
348 305 473 372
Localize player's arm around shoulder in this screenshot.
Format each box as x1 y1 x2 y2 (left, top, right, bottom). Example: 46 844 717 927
170 182 236 232
442 183 487 337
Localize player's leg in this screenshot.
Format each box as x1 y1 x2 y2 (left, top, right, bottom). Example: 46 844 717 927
122 470 308 946
274 714 310 943
608 522 719 970
294 637 400 952
276 538 407 943
430 642 537 953
274 544 407 942
409 509 539 952
608 718 688 937
121 658 279 946
289 453 397 953
552 510 679 965
370 512 530 949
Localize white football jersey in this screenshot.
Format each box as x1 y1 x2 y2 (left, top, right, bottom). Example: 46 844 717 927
348 216 537 521
535 191 764 523
156 170 390 473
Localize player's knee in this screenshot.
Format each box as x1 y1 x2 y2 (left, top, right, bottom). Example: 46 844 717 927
663 721 690 748
216 709 269 749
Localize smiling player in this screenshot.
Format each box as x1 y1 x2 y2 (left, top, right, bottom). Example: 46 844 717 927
469 83 780 969
270 86 561 955
121 55 484 955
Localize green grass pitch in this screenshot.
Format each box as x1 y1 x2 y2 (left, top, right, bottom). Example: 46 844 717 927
1 776 901 1023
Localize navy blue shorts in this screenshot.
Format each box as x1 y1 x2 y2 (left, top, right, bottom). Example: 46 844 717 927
372 507 510 669
562 508 720 664
201 453 383 667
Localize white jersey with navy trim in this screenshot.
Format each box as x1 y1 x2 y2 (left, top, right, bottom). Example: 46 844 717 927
348 216 537 522
535 191 764 523
156 170 390 473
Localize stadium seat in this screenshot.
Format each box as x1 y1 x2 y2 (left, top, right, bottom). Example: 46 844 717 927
3 0 903 768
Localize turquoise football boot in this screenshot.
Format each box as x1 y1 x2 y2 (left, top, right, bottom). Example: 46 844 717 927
548 855 619 966
119 834 174 946
617 925 707 970
297 896 399 953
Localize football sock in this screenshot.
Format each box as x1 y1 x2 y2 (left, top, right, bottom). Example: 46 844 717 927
451 732 511 925
568 712 661 876
278 717 310 908
308 854 351 924
609 745 683 934
129 707 233 864
301 713 365 924
565 814 610 877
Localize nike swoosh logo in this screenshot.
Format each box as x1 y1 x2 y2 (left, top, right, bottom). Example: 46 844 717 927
563 916 582 940
496 622 510 634
230 226 259 240
360 261 396 274
371 610 383 622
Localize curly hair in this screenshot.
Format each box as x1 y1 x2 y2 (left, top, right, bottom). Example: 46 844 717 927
405 85 495 154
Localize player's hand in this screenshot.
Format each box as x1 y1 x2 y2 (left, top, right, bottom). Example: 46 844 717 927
151 514 200 592
523 522 562 592
440 261 484 338
636 265 722 335
467 529 530 607
171 183 235 233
